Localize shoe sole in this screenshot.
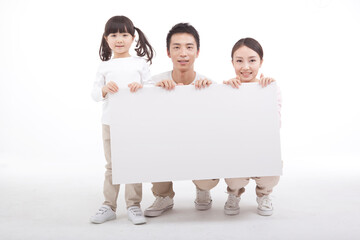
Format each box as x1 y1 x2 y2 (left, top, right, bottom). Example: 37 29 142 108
90 215 116 224
224 208 240 215
195 201 212 211
127 216 147 225
257 208 273 216
144 204 174 217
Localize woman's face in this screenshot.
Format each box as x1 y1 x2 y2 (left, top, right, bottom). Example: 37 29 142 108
232 46 263 82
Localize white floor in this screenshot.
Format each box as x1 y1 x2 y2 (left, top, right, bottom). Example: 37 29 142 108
1 156 359 240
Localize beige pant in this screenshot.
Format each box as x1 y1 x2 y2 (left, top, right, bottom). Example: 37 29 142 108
102 124 142 211
152 179 219 198
225 176 280 197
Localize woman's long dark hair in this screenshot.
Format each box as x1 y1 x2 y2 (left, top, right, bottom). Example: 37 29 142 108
99 16 154 63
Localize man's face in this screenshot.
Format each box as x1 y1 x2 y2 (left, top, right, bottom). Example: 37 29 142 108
167 33 199 71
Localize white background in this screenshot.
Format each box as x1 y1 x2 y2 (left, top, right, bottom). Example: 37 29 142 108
1 0 360 239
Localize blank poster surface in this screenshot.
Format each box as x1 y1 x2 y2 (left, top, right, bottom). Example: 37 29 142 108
108 83 282 184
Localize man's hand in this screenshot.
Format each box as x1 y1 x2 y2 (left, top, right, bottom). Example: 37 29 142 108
193 78 212 89
155 79 176 90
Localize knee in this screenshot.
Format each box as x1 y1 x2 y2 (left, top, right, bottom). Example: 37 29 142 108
256 176 280 188
193 179 219 190
225 177 249 189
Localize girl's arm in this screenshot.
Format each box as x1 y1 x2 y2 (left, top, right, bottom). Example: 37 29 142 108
128 82 143 92
91 65 119 100
277 85 282 128
140 60 152 86
91 68 107 102
127 59 150 93
102 82 119 96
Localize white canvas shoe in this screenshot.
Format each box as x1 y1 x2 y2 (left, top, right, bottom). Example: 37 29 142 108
127 206 146 225
90 205 116 224
194 188 212 210
224 193 240 215
257 195 273 216
144 196 174 217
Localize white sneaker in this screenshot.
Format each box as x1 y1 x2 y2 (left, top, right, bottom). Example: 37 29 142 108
194 188 212 210
144 196 174 217
224 193 240 215
127 206 147 225
257 195 273 216
90 205 116 224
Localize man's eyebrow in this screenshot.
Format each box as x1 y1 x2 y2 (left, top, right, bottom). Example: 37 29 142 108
171 43 195 45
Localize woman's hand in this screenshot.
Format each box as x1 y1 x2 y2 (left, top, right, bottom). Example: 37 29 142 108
102 81 119 97
223 75 241 88
259 73 275 87
128 82 143 93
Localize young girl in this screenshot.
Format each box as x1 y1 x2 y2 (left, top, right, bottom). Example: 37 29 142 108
90 16 154 225
223 37 281 216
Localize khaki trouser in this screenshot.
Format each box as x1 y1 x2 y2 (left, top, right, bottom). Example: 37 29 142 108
225 176 280 197
102 124 142 211
152 179 219 198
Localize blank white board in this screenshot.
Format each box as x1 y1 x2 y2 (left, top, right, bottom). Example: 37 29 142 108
108 83 282 184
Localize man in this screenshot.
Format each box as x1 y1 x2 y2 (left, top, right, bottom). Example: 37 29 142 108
144 23 219 217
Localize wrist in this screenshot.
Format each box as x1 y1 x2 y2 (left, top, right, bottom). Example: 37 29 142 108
102 87 107 98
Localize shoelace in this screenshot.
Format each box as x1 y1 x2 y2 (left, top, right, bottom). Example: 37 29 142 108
151 197 165 208
96 207 109 215
227 194 240 207
259 196 272 209
197 189 210 200
129 208 142 216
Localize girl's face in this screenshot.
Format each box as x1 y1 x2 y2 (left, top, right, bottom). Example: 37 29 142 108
105 31 135 58
232 46 263 82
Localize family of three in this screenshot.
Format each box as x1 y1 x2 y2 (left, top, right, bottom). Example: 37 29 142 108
90 16 281 225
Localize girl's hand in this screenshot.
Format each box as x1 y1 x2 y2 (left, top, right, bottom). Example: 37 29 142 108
259 73 275 87
128 82 143 93
193 78 212 89
223 75 241 88
102 81 119 97
155 79 176 90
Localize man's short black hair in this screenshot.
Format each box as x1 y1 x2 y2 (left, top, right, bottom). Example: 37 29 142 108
166 23 200 51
